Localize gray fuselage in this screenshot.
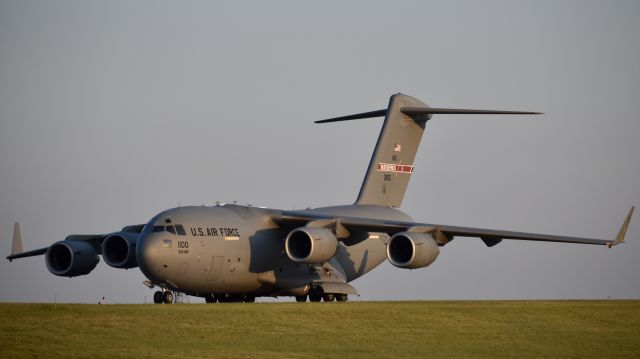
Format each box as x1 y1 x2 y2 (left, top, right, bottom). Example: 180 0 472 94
136 204 412 297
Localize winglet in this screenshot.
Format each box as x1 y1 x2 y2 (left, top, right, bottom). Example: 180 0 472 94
608 206 635 248
10 222 23 261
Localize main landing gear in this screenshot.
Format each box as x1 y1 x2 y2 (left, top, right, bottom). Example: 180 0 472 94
204 294 256 303
303 286 348 302
322 293 335 302
153 290 174 304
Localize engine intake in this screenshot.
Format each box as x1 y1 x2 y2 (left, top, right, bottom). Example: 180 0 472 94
285 227 337 264
102 232 139 269
46 241 99 277
387 232 440 269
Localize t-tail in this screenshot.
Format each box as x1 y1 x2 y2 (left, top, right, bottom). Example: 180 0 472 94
317 93 542 207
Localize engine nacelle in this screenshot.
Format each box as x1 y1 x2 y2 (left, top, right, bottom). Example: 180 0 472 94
386 232 440 269
45 241 99 277
285 227 338 264
102 232 139 269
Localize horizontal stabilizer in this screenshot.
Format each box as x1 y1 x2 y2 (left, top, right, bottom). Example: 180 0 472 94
316 107 541 124
401 107 542 118
315 109 386 123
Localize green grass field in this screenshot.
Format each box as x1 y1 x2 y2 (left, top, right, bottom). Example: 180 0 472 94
1 300 639 358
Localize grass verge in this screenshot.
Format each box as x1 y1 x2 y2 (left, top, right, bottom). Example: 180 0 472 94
1 300 639 358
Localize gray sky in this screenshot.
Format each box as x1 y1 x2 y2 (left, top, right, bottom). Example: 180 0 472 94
1 0 638 303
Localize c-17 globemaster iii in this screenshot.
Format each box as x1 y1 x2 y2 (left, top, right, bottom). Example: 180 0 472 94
7 94 635 303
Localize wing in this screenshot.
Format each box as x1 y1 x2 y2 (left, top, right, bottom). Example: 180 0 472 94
275 206 634 248
6 223 146 261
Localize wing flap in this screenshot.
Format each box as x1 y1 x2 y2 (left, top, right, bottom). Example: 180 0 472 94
440 225 610 245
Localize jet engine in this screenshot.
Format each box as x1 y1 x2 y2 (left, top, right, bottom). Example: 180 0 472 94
386 232 440 269
45 241 100 277
285 227 338 264
102 232 139 269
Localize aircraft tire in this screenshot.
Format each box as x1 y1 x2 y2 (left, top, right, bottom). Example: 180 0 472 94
153 291 163 304
244 295 256 303
322 293 336 302
163 291 174 304
308 285 323 302
336 294 348 302
295 295 307 302
205 295 217 303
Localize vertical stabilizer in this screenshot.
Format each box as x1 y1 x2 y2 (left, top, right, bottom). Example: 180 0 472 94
356 94 429 207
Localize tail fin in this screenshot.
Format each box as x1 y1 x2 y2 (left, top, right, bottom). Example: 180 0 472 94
355 94 427 207
317 93 541 208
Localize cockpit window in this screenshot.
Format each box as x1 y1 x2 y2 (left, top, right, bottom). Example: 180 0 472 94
152 225 165 233
151 224 187 235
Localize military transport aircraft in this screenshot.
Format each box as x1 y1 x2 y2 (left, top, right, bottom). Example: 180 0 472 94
7 94 635 303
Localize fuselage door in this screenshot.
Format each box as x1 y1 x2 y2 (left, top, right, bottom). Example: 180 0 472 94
207 256 224 282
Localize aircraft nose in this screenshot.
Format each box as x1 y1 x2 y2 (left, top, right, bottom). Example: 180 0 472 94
136 233 165 282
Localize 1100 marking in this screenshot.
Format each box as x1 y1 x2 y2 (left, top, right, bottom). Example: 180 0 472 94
178 240 189 254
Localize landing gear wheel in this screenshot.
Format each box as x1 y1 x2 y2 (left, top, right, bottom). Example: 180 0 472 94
295 295 307 302
336 294 348 302
163 291 174 304
205 295 217 303
309 286 323 302
322 293 336 302
153 291 163 304
244 295 256 303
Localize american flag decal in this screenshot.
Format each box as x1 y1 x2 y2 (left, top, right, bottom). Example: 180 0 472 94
376 163 414 174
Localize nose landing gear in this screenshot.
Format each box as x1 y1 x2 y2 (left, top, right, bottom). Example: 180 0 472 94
153 291 163 304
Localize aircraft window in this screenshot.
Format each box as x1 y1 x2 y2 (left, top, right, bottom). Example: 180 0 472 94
152 226 165 233
175 225 187 236
166 225 176 234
